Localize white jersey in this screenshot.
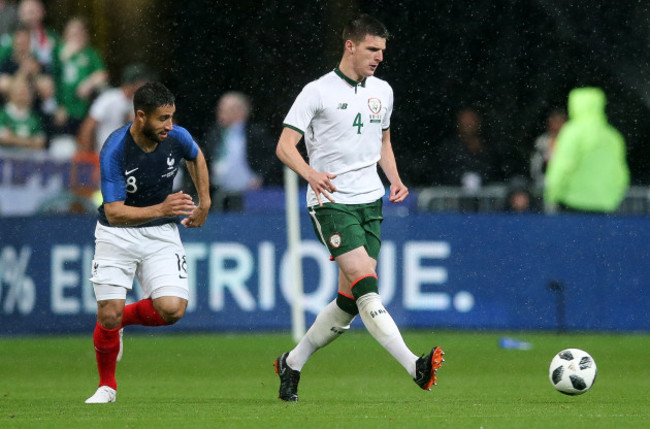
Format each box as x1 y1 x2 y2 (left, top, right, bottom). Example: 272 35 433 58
89 88 134 152
283 68 393 206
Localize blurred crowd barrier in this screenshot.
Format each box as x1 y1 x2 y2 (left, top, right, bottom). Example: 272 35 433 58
416 185 650 215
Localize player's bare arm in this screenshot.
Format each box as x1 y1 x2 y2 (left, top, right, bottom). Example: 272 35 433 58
276 127 337 206
378 129 408 203
104 191 196 227
182 149 211 228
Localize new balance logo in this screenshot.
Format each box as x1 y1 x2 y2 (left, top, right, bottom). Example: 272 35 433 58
337 103 348 110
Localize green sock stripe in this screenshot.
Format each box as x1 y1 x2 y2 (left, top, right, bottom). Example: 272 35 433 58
336 293 359 316
351 276 378 300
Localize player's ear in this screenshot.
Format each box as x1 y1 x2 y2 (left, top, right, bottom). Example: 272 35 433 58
345 39 355 54
135 109 146 121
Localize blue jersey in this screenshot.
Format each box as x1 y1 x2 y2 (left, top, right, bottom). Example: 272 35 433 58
97 123 199 227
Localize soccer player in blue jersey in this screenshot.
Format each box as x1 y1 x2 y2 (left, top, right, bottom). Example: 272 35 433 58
85 82 211 404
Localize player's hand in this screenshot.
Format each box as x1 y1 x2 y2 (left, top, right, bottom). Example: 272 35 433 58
388 182 409 203
181 203 209 228
162 191 196 217
307 170 337 206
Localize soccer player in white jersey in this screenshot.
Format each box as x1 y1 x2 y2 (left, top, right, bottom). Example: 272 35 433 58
274 14 444 402
84 82 211 404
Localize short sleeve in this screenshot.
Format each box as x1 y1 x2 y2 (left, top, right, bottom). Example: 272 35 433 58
170 125 199 160
99 137 127 203
282 82 322 134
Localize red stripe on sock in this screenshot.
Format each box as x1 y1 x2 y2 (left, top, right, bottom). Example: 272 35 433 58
93 322 120 390
122 298 168 327
350 274 378 290
338 291 355 299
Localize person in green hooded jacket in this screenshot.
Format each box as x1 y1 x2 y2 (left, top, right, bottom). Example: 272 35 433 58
544 87 629 213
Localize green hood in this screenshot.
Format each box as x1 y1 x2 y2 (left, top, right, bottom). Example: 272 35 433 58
567 87 607 123
544 86 629 212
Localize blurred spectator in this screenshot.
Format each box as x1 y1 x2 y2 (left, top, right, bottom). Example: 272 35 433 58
544 87 629 214
51 17 107 136
504 175 539 213
530 108 566 191
0 24 40 94
15 0 58 71
0 0 18 38
202 91 278 211
76 63 151 153
434 107 501 190
0 24 55 113
0 74 45 151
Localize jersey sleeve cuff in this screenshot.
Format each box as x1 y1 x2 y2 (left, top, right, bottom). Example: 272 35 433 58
283 123 304 135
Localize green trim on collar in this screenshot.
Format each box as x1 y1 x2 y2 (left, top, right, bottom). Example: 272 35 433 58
334 67 367 88
283 123 304 135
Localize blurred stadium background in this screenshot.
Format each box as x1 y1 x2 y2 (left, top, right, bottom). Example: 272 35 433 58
1 0 649 336
46 0 650 186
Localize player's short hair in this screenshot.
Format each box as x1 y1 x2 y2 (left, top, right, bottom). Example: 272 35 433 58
133 82 175 115
342 14 389 45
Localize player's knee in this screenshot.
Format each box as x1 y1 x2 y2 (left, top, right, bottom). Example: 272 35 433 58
154 298 187 324
160 308 185 324
97 301 123 329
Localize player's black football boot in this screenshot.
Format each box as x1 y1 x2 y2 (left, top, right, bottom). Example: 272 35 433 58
274 352 300 402
414 346 445 390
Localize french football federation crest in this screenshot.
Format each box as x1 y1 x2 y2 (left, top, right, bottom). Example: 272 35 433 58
329 233 342 248
167 155 175 170
368 98 382 114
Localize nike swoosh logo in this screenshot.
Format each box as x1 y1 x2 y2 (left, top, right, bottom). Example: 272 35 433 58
125 168 139 175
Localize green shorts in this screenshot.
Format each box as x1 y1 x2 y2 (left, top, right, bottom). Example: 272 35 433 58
308 199 383 260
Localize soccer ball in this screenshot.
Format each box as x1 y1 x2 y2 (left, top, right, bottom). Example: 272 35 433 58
549 348 597 395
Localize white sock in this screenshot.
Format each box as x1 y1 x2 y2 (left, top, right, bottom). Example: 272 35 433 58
357 292 418 377
287 299 356 371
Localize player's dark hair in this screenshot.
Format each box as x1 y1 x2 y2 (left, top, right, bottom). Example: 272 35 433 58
133 82 175 114
342 14 389 44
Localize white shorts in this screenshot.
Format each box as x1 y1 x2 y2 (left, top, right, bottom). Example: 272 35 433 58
90 222 189 301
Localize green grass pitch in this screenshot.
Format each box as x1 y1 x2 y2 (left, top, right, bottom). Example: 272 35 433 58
0 330 648 428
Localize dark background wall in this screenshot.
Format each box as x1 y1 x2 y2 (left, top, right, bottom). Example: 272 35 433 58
47 0 650 185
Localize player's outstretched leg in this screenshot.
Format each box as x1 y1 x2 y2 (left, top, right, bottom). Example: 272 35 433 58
353 276 445 389
274 352 301 402
413 346 445 390
273 295 357 401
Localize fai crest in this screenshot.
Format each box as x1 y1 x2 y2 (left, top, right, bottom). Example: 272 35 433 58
329 233 342 248
368 98 382 114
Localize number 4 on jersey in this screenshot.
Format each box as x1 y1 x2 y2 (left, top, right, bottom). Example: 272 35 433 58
353 113 364 134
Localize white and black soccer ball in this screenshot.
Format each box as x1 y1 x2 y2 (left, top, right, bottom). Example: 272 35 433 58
549 348 597 395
